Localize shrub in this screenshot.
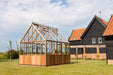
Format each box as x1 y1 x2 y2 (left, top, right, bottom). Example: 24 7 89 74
0 52 7 59
7 50 19 59
16 50 19 56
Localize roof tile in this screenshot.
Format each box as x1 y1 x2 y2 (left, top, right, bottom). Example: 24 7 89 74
69 28 86 41
103 15 113 36
98 17 107 25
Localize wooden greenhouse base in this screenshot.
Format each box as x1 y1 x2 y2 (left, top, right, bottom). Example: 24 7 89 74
19 54 70 66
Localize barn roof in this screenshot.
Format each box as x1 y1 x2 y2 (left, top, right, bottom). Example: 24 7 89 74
81 15 107 39
103 15 113 36
69 28 86 41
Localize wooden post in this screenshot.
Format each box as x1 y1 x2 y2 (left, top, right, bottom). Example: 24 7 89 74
83 45 86 60
37 45 39 54
40 44 41 54
76 47 78 59
53 42 55 54
23 44 25 55
97 45 100 60
26 43 27 54
32 26 33 54
35 44 37 54
60 43 63 53
49 42 51 53
65 43 66 54
35 32 38 54
51 41 52 54
27 30 29 54
45 41 47 55
68 44 70 55
56 42 58 52
59 43 62 53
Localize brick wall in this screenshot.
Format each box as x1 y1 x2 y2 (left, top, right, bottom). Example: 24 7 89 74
71 53 106 60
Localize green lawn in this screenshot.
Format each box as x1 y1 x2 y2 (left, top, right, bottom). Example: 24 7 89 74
0 59 113 75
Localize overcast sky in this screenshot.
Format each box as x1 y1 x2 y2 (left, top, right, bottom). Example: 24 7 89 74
0 0 113 52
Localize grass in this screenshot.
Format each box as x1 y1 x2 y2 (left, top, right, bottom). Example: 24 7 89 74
0 59 113 75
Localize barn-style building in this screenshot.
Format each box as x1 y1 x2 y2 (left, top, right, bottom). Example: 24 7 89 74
69 15 107 59
19 23 70 66
103 15 113 65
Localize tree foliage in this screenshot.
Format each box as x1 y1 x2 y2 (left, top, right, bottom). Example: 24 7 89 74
7 50 19 59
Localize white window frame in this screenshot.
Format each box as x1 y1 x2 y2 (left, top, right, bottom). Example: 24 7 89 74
92 38 96 44
98 37 102 43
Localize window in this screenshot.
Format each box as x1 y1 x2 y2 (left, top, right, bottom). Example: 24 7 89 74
98 37 102 43
73 37 76 40
92 38 96 44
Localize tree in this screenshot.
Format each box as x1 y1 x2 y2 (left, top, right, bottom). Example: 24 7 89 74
7 50 18 59
9 41 12 61
9 41 12 49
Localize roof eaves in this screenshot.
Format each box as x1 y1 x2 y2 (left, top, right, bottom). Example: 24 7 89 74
69 29 74 41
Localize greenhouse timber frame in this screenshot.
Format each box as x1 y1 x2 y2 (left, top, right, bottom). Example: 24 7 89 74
19 23 70 66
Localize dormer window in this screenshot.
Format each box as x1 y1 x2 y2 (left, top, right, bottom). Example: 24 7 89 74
73 37 76 40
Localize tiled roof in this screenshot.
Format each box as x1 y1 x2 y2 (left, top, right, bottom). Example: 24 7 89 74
103 15 113 36
69 28 86 41
101 19 108 25
98 17 108 25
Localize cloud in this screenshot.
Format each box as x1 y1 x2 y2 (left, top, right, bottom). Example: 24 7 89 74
0 0 113 52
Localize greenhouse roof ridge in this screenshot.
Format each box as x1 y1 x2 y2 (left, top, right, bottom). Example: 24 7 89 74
32 22 58 31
